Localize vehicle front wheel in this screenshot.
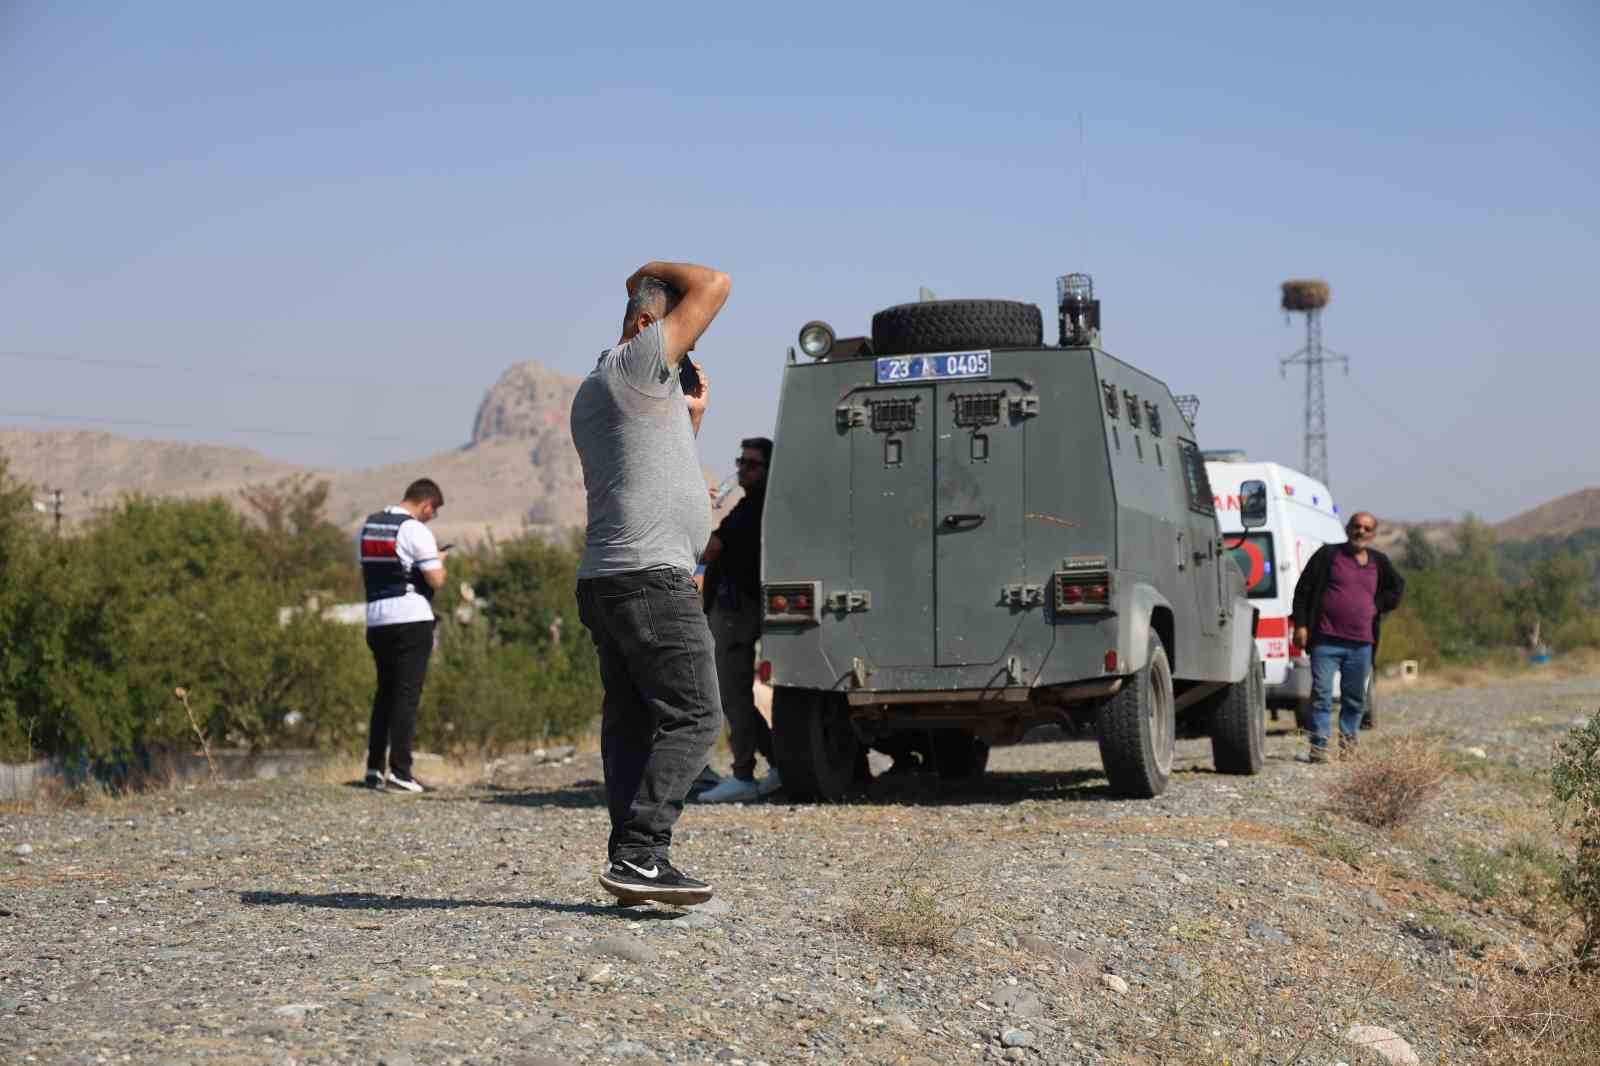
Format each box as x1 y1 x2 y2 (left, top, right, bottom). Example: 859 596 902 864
770 688 869 803
1097 633 1175 798
1209 644 1266 775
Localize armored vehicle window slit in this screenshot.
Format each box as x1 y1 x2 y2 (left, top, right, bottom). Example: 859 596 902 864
1177 439 1215 515
1145 402 1162 437
1135 435 1144 462
1102 381 1118 419
953 392 1004 427
884 438 903 466
1125 391 1141 428
870 397 918 432
970 433 989 461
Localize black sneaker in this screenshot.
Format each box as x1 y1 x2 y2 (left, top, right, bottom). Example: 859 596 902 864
364 768 385 790
386 771 426 794
599 857 713 906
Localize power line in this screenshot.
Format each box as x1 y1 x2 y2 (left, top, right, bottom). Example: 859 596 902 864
0 408 464 448
1340 371 1502 508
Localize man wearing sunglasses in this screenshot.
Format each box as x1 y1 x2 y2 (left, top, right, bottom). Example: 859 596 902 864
1290 512 1406 762
696 438 779 803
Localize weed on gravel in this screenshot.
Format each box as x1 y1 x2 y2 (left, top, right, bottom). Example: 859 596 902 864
1327 733 1452 829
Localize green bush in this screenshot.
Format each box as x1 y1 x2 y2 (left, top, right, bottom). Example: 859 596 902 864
1551 712 1600 965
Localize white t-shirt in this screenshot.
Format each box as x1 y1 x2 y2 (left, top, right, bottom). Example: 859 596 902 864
363 506 443 628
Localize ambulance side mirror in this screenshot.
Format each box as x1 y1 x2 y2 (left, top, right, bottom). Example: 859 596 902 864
1239 480 1268 529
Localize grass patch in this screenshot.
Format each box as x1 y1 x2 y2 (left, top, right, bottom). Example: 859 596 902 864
1463 961 1600 1065
1326 735 1451 829
842 867 978 953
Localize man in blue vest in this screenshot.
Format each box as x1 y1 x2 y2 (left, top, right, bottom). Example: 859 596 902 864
359 478 448 793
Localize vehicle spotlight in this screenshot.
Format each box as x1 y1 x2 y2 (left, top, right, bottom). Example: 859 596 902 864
798 320 835 359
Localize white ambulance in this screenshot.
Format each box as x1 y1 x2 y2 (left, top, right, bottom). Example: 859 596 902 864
1204 452 1347 715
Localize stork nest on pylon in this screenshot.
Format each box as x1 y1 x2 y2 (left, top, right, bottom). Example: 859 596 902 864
1280 279 1331 311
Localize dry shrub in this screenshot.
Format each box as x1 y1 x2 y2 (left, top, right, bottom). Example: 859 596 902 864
843 869 973 953
1463 961 1600 1065
1326 734 1451 829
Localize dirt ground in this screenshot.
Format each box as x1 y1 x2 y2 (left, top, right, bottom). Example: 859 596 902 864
3 674 1597 1066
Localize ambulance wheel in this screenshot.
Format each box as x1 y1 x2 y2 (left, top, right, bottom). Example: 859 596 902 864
771 689 869 803
930 731 990 779
1210 645 1266 775
1097 633 1175 798
871 299 1043 356
1361 674 1378 730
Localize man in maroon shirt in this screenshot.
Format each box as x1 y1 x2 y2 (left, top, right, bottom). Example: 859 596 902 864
1290 512 1406 762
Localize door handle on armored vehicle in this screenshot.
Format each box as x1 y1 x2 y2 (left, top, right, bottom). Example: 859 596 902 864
942 513 986 530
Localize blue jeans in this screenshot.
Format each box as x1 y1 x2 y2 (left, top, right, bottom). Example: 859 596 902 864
1309 638 1372 749
576 568 723 864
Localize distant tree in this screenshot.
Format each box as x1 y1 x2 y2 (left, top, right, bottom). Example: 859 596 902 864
1400 528 1440 572
239 475 360 603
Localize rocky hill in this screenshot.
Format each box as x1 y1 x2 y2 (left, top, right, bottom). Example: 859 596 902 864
1494 486 1600 543
0 361 608 546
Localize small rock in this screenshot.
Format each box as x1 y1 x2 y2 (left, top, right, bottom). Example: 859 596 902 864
886 1013 918 1036
694 897 734 915
1101 974 1130 995
604 1039 651 1058
590 936 658 965
1463 747 1488 760
377 1053 417 1066
582 964 615 985
675 910 719 930
1247 923 1290 945
1343 1024 1419 1065
1361 892 1390 913
1000 1027 1034 1048
1005 1049 1026 1062
990 985 1045 1019
12 844 32 856
1213 839 1230 849
270 1002 324 1021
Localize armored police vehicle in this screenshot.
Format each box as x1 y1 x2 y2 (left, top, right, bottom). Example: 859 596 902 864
759 275 1267 800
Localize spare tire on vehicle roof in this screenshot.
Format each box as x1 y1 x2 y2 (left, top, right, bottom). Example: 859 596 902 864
871 299 1043 356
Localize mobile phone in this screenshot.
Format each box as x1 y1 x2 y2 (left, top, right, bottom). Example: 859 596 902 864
678 361 701 394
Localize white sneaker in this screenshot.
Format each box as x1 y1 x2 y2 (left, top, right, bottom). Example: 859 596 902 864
696 775 761 804
756 767 783 797
386 771 426 794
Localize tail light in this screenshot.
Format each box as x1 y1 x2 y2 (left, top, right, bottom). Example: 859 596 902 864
1104 649 1119 673
764 581 822 625
758 660 773 683
1053 558 1113 614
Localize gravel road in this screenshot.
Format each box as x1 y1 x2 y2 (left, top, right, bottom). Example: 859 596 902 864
3 675 1596 1066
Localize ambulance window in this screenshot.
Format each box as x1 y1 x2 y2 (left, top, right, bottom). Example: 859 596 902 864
1224 533 1278 599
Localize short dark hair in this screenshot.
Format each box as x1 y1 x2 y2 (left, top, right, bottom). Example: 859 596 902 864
740 437 773 467
624 275 682 325
403 478 444 508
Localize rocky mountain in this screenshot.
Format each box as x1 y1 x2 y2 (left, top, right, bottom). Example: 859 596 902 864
1 359 737 547
1494 486 1600 543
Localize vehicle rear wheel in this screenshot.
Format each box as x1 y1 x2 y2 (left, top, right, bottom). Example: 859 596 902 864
870 299 1043 356
930 730 990 779
1209 645 1266 775
770 688 869 802
1361 672 1378 730
1097 633 1175 798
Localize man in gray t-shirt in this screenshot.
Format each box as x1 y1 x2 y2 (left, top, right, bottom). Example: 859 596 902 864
570 260 731 907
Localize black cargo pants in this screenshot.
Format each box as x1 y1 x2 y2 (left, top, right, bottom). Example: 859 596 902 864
576 567 723 864
365 618 435 779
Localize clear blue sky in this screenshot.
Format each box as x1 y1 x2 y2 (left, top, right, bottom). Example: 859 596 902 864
4 1 1596 523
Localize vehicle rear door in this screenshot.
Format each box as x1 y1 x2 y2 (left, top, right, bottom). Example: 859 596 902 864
935 382 1028 666
848 386 936 666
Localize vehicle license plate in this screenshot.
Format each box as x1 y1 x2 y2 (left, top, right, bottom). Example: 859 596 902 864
874 350 992 385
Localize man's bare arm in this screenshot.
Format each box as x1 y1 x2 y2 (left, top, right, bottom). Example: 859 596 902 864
627 260 731 368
